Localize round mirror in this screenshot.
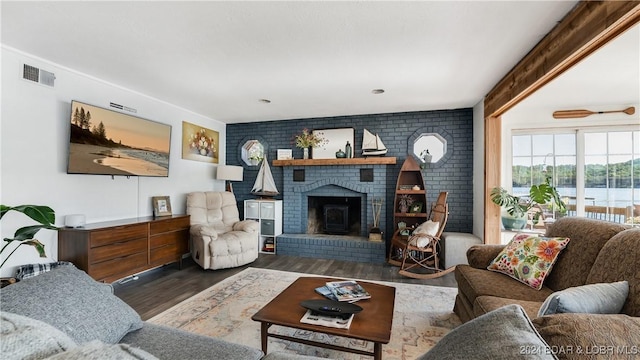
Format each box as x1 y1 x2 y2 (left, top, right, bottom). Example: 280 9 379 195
413 133 446 164
241 140 264 166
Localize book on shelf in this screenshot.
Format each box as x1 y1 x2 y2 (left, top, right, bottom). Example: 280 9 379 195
325 280 371 302
300 309 354 329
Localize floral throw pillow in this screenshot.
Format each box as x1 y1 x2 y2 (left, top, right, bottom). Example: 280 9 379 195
487 233 570 290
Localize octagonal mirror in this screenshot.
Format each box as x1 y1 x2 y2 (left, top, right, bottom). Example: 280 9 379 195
413 133 446 164
241 140 264 166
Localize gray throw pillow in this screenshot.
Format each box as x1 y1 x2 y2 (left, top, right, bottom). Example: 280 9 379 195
0 265 143 344
418 304 555 360
537 281 629 317
1 311 77 360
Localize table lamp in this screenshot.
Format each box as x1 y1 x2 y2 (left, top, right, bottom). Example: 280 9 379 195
216 165 243 193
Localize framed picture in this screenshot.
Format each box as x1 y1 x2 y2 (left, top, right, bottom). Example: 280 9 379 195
311 127 355 159
152 196 172 217
410 202 424 213
182 121 219 163
277 149 293 160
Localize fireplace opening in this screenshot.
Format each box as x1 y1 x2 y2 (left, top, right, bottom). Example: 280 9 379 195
307 196 361 235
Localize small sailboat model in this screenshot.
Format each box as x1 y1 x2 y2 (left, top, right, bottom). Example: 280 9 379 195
362 129 388 156
251 155 279 197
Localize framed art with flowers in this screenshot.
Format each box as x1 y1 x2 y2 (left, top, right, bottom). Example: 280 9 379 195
182 121 219 163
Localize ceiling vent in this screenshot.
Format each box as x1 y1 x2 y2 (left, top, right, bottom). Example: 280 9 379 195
110 102 137 113
22 64 56 87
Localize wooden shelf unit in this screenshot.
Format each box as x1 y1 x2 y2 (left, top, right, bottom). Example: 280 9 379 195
273 157 396 166
58 214 190 283
393 156 428 231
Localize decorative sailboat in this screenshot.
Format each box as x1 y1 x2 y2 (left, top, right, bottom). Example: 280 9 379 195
362 129 388 156
251 155 279 197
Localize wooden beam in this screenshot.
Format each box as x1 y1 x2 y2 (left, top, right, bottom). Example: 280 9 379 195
485 1 640 117
482 1 640 242
484 115 502 245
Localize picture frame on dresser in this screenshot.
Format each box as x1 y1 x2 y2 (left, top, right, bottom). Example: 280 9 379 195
152 196 172 217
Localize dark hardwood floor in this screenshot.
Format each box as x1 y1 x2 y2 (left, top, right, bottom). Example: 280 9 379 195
114 254 457 320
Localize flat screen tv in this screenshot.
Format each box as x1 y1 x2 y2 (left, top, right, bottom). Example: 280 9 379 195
67 100 171 177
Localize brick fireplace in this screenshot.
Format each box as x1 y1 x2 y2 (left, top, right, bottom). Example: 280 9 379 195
275 160 394 263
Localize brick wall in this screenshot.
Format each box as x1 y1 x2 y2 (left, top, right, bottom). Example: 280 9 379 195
227 108 474 243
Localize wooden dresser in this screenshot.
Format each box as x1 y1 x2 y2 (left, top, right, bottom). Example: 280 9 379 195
58 214 190 283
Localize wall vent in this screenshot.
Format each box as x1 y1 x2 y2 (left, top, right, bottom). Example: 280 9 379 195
110 102 137 113
22 64 55 87
23 64 39 82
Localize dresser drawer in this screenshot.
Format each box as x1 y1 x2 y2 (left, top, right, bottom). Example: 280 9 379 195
150 230 188 249
90 251 148 282
150 243 180 266
150 216 190 235
90 237 148 264
90 224 147 248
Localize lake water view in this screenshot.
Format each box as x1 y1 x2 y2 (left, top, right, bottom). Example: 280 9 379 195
513 187 640 208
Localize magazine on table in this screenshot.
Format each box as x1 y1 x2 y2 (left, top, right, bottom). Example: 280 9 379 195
300 310 354 329
314 285 339 301
325 280 371 302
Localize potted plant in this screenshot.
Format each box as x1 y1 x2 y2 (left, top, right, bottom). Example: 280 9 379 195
490 176 566 230
1 205 58 272
397 194 415 213
293 129 326 159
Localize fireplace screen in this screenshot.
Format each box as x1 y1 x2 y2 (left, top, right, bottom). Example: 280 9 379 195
324 205 349 234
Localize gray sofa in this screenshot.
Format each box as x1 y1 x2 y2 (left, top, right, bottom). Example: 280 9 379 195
0 264 263 360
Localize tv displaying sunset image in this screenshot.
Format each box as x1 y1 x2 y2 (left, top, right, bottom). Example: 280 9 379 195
67 100 172 177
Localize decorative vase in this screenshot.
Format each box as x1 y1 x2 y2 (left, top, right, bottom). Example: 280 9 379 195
335 149 346 158
345 141 352 158
303 148 309 159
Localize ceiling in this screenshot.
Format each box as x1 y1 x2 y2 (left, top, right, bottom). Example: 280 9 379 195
1 1 606 124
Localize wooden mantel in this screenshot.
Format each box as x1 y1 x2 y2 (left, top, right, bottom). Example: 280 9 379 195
272 157 396 166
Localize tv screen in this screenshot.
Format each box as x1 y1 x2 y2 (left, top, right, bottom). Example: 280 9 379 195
67 100 171 177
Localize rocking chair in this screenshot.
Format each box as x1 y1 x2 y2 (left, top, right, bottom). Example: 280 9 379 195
398 192 455 279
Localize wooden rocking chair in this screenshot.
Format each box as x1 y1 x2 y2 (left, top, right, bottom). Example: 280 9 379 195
397 192 455 279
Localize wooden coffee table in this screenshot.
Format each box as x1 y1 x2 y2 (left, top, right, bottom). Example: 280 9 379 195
251 276 395 360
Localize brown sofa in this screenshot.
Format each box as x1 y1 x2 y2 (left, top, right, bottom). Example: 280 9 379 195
454 217 640 358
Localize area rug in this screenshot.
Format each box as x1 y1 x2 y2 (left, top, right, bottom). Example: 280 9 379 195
148 267 461 359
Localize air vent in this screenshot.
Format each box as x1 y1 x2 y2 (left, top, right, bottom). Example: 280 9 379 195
110 102 137 113
39 69 56 87
22 64 55 87
23 64 39 82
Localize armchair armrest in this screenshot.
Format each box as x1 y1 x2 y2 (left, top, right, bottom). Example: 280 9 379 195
466 244 506 268
233 220 259 233
190 224 219 239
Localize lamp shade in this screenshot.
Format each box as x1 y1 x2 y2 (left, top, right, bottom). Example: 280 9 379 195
217 165 243 181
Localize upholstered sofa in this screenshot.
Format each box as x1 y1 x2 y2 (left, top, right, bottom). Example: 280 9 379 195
0 264 264 360
187 191 259 270
454 217 640 358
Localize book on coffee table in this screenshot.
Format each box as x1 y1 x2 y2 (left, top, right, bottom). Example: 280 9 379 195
325 280 371 302
300 310 354 329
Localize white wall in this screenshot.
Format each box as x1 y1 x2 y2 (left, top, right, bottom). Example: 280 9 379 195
472 100 485 241
1 47 227 277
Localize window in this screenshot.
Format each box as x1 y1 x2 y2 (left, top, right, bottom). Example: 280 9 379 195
512 127 639 225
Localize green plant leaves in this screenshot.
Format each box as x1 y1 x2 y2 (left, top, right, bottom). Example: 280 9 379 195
1 204 57 268
0 205 55 225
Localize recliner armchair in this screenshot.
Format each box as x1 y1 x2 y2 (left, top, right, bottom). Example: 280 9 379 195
186 191 259 270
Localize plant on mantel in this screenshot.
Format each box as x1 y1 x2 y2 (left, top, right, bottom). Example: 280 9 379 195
1 205 58 270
